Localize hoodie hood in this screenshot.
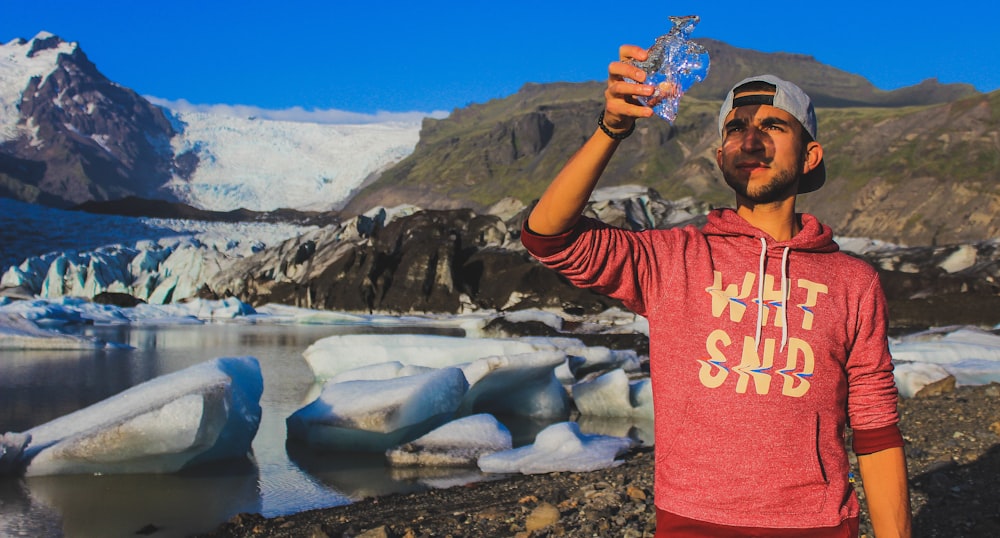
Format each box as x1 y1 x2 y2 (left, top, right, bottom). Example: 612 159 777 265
701 208 839 254
702 208 839 352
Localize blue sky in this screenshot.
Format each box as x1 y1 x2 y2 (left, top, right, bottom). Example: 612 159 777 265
4 1 998 120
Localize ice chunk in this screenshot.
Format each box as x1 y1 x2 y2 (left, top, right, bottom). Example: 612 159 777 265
459 351 570 419
891 327 1000 389
286 367 469 452
572 369 653 419
478 422 634 474
0 312 107 350
386 413 512 467
302 333 557 380
3 356 263 476
893 362 953 399
327 361 436 383
627 15 710 123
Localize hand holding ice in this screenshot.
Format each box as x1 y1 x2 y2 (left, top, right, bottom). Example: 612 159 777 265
628 15 710 123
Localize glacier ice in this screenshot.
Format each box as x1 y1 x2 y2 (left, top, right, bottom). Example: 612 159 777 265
0 312 109 350
458 351 570 419
478 421 634 475
286 367 470 452
892 362 953 399
571 368 653 419
386 413 512 467
0 356 263 476
890 327 1000 391
302 333 560 380
628 15 710 123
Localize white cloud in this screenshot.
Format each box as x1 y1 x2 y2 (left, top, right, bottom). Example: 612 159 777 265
144 96 449 125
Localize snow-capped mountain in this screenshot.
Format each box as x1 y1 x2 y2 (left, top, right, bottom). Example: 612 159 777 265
0 32 422 211
0 32 175 206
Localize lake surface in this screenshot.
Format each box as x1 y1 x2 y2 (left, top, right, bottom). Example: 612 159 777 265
0 322 488 538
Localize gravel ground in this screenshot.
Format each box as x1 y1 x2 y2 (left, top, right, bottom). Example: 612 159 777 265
198 383 1000 538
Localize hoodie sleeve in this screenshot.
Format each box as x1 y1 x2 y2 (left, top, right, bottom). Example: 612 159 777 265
521 217 668 318
846 273 902 450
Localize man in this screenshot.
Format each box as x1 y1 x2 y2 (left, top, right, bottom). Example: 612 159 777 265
521 45 911 537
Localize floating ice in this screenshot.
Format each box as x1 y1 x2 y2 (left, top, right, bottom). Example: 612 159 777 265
386 413 512 467
286 367 470 452
628 15 710 123
572 369 653 419
478 421 634 474
1 356 263 476
302 333 561 381
458 351 570 419
0 312 110 350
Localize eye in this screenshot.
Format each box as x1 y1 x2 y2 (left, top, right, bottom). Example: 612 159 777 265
760 119 788 132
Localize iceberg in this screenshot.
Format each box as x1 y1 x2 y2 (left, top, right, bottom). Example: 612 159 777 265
572 368 653 419
286 367 469 452
478 421 634 474
302 333 558 380
458 351 571 419
386 413 512 467
1 356 263 476
0 312 108 350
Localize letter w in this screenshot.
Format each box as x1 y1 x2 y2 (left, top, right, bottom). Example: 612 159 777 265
706 271 755 322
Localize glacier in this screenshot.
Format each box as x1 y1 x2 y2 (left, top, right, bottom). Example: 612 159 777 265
0 197 317 303
1 33 425 214
161 111 421 212
1 356 263 476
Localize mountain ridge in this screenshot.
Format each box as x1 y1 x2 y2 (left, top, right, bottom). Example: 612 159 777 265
0 32 419 212
344 40 998 245
2 32 997 246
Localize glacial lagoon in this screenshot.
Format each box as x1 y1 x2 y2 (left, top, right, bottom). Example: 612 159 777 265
0 322 483 538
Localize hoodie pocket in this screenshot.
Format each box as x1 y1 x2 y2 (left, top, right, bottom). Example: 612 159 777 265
661 405 830 516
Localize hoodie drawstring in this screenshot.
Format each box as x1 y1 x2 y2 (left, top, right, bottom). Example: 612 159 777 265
755 238 766 351
780 246 789 353
755 238 791 353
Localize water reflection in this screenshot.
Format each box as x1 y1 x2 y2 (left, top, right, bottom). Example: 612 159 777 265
0 322 465 536
285 444 483 500
0 348 148 432
14 461 260 537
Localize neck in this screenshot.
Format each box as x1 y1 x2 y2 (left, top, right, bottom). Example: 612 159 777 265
735 196 800 241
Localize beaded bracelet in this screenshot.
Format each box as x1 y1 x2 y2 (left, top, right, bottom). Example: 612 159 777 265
597 110 635 140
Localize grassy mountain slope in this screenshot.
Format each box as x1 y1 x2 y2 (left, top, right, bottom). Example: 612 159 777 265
344 41 997 246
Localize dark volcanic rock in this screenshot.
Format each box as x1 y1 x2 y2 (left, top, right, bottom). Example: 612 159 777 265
206 208 619 316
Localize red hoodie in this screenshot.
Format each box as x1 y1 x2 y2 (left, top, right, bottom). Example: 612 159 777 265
522 208 901 530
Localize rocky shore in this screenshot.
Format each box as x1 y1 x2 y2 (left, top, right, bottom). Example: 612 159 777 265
200 383 1000 538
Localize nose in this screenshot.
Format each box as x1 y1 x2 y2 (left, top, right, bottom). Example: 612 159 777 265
740 126 767 153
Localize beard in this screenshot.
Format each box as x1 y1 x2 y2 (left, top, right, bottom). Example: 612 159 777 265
721 160 801 204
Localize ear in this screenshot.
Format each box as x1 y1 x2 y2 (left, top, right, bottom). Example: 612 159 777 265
802 141 823 175
716 146 723 170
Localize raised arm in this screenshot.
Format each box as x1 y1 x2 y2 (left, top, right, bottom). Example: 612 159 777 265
526 45 656 236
